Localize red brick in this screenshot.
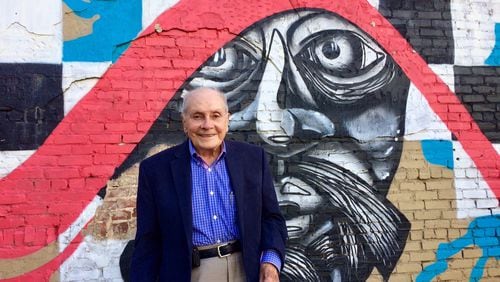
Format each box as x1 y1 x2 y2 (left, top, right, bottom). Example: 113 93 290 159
31 228 48 246
123 112 139 121
138 111 158 121
72 144 106 154
69 122 104 134
82 165 116 177
85 177 108 189
140 58 172 68
172 59 204 69
34 180 51 190
0 193 27 204
29 156 58 166
153 69 186 79
44 168 80 179
143 79 176 90
46 226 58 243
90 134 121 144
122 134 144 143
106 144 136 154
138 122 153 132
69 178 85 189
118 57 141 67
52 134 89 145
24 226 36 244
58 155 93 166
11 203 47 215
0 216 25 228
110 79 142 90
1 229 15 246
51 179 68 190
164 47 181 57
104 122 137 132
448 104 468 113
9 167 44 179
25 215 60 226
145 36 176 47
94 154 120 165
447 122 471 130
176 37 206 48
129 91 160 101
14 230 24 246
39 144 72 155
48 203 82 214
112 101 146 111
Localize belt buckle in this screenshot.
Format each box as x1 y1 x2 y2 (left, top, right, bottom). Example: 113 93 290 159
217 243 230 258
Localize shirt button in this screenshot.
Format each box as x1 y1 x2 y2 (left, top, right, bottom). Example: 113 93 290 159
213 215 217 220
208 168 212 172
216 239 221 243
210 191 214 196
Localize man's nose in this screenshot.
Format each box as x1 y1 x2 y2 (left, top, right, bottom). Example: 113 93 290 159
201 116 213 128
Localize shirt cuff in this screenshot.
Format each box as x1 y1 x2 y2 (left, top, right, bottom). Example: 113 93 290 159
260 249 282 272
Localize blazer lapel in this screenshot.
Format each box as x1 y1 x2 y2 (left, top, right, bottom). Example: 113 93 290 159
171 141 193 246
224 141 246 238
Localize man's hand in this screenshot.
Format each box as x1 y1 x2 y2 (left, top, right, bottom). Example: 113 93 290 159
259 262 279 282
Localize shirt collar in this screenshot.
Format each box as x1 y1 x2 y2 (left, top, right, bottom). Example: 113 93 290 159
188 140 226 164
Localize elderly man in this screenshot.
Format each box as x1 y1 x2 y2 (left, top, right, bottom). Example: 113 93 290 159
130 87 287 282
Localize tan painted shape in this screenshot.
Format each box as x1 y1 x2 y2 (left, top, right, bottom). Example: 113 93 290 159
0 241 59 279
63 2 100 41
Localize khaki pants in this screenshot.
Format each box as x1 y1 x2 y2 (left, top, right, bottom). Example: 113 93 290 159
191 251 246 282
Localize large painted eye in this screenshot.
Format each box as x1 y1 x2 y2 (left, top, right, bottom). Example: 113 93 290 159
293 30 395 103
188 39 261 94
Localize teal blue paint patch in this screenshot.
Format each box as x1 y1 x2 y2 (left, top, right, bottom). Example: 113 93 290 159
485 23 500 66
421 140 453 169
63 0 142 62
416 215 500 282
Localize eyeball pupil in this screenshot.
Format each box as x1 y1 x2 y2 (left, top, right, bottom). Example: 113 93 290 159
321 41 340 60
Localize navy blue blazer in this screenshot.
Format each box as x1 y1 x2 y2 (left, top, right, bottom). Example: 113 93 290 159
130 140 287 282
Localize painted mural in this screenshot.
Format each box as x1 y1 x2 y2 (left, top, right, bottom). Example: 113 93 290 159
0 0 499 281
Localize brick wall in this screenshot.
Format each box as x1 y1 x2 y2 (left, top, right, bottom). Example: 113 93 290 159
0 0 499 281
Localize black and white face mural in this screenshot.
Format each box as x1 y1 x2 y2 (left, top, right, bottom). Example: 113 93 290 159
118 9 411 282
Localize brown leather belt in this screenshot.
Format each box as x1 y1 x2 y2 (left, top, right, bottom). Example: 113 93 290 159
198 241 241 259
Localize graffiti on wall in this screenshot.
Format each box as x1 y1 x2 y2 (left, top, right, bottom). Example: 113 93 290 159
0 0 499 281
114 9 413 281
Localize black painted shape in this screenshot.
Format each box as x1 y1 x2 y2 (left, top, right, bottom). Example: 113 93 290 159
0 63 63 150
120 240 134 282
379 0 454 64
454 66 500 143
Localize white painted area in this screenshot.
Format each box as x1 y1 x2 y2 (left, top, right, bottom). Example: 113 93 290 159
60 236 128 282
494 143 500 154
0 0 62 64
367 0 379 9
62 62 111 115
0 150 35 178
404 64 454 141
58 196 104 252
142 0 180 29
451 0 500 65
453 140 500 218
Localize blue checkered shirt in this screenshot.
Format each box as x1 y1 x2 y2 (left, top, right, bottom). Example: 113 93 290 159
189 141 281 271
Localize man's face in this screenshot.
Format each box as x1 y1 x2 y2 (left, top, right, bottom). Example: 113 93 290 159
182 89 229 156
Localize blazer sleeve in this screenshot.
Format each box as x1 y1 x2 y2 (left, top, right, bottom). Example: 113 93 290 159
130 161 161 281
259 148 288 269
